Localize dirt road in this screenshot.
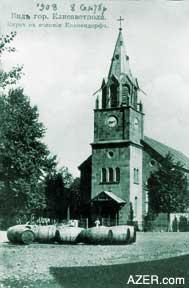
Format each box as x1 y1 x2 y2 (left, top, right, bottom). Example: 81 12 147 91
1 232 189 287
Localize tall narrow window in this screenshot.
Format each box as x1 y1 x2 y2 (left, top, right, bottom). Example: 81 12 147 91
110 84 118 107
101 168 120 183
122 84 130 105
134 196 138 218
115 167 120 182
145 191 149 214
133 168 139 184
137 169 139 184
131 94 133 107
109 168 114 182
133 89 138 109
101 168 107 183
133 168 136 183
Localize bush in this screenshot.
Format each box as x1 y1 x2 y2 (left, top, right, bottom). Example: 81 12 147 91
178 216 188 232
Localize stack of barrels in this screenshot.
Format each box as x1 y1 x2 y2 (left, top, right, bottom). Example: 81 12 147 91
7 224 136 245
79 225 136 245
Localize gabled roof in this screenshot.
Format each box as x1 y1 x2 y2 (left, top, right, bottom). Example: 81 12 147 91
143 136 189 170
91 191 126 205
78 155 91 170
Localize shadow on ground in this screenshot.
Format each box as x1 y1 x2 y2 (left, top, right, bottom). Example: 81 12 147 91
50 254 189 288
1 254 189 287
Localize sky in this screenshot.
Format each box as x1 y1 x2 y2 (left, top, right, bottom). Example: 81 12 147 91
1 0 189 176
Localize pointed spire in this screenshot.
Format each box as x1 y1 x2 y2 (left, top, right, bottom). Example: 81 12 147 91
100 20 140 110
108 22 133 82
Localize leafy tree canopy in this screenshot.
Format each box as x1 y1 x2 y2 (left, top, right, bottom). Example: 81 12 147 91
147 153 189 215
45 168 81 220
0 32 56 227
0 32 23 88
0 32 81 227
0 88 57 226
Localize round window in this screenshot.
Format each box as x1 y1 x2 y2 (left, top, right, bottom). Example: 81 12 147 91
150 159 156 167
107 151 114 158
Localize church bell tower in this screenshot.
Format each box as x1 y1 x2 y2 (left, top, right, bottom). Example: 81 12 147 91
91 20 144 225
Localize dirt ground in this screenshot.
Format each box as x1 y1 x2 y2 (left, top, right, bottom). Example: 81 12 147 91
1 231 189 287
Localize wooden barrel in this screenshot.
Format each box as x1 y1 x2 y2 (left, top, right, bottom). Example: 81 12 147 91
7 225 35 245
36 225 57 243
126 225 136 243
28 225 40 241
110 226 130 244
80 226 113 244
56 227 84 244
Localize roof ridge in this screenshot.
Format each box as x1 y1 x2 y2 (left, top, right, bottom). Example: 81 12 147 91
144 135 189 159
143 135 189 170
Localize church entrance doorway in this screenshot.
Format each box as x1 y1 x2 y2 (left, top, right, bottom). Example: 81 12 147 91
91 191 126 226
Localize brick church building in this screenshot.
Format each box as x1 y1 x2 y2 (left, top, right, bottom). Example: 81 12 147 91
78 25 189 227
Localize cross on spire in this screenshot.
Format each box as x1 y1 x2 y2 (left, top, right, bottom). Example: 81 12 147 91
117 16 124 31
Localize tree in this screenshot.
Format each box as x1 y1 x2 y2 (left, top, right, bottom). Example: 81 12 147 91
147 153 189 216
0 32 57 228
45 172 65 220
0 88 57 227
59 166 73 188
45 168 81 221
0 32 23 88
69 177 81 218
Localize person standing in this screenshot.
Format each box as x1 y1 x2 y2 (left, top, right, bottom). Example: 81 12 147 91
95 218 100 227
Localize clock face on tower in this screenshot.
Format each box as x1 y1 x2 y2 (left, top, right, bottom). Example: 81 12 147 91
106 116 118 127
134 118 139 129
119 74 127 84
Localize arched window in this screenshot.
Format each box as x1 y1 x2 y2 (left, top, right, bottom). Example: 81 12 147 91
101 168 120 183
115 167 120 182
110 84 118 107
122 84 130 105
109 168 114 182
101 168 107 183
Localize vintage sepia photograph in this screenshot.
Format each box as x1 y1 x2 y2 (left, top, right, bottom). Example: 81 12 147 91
0 0 189 287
